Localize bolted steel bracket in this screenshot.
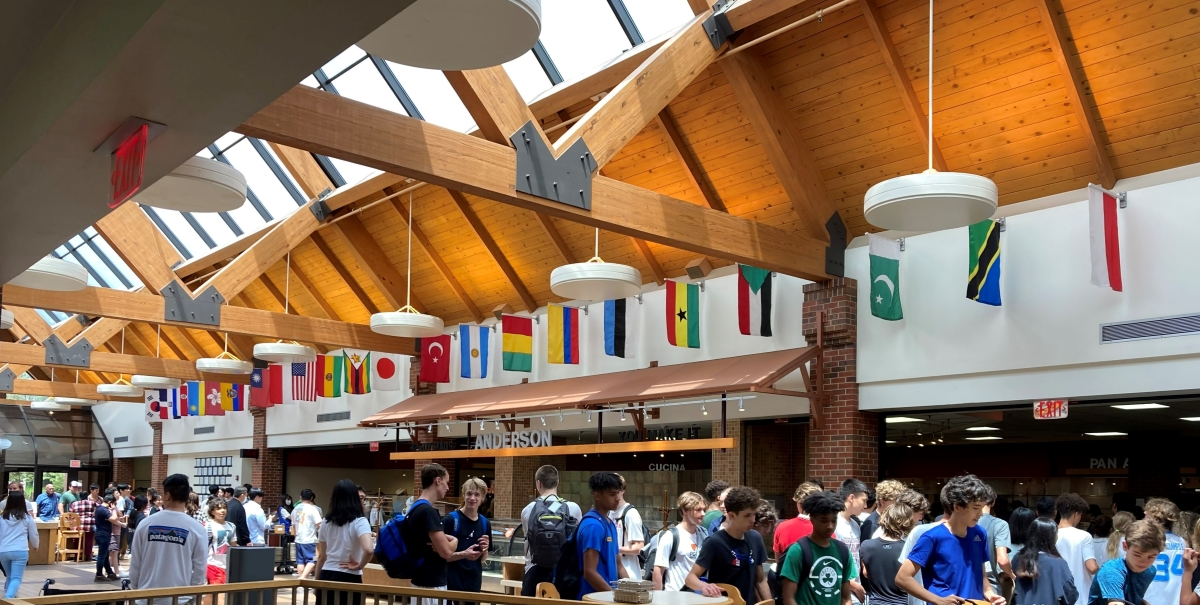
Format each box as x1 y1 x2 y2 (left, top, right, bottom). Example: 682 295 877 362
702 0 738 50
161 279 224 326
44 335 92 367
824 212 848 277
511 121 597 210
0 368 14 393
309 187 335 222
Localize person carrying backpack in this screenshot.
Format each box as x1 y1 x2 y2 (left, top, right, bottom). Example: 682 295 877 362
687 486 771 604
780 491 854 605
443 477 490 604
610 474 646 580
566 472 621 600
651 492 708 591
517 465 581 596
399 464 459 603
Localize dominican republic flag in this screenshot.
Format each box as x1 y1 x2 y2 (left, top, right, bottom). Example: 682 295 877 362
459 325 490 378
291 362 317 402
1089 184 1123 291
604 299 634 358
737 264 773 336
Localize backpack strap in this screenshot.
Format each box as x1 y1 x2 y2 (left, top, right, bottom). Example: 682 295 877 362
617 504 635 545
449 510 460 536
667 526 680 563
798 537 816 584
832 539 850 579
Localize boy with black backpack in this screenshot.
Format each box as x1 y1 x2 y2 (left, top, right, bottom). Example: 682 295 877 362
780 491 854 605
651 491 708 591
444 477 489 604
611 474 646 580
519 465 582 596
687 486 772 604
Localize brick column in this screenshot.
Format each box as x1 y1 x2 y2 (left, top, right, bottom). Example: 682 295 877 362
150 423 167 490
409 357 437 396
492 456 563 519
803 278 877 486
250 408 284 505
412 458 458 495
113 457 135 487
711 419 744 485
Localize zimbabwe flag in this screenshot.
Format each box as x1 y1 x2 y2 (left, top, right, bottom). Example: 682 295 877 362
665 280 700 348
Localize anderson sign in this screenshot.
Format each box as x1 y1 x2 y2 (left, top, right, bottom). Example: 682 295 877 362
474 429 553 449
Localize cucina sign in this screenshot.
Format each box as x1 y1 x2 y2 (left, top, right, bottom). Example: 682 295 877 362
473 429 553 449
648 463 686 471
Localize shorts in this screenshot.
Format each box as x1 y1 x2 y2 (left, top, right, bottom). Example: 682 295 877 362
207 564 227 585
296 542 317 565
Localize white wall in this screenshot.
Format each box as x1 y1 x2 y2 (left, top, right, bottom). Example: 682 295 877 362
853 170 1200 410
93 402 153 458
285 467 414 501
166 450 251 487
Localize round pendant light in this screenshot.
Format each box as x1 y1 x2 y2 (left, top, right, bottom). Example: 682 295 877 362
550 229 642 301
131 375 181 389
5 256 89 291
134 156 247 213
54 397 95 406
0 309 11 330
863 0 997 232
196 354 253 374
31 400 71 412
253 342 317 363
96 382 144 398
359 0 541 70
371 191 444 337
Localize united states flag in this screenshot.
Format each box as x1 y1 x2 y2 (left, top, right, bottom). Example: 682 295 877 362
292 362 316 402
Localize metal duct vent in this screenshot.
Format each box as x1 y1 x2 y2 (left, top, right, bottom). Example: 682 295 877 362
194 426 216 435
317 411 351 423
1101 313 1200 343
113 436 129 443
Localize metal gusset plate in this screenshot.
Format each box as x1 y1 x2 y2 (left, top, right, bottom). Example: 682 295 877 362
44 335 92 368
161 280 224 326
511 121 597 210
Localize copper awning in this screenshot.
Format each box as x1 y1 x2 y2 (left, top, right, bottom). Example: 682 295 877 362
359 347 818 427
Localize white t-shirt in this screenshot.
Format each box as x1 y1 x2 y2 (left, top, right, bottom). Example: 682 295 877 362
520 495 583 571
1092 537 1111 568
318 517 373 575
1055 525 1096 605
611 504 646 580
654 526 702 591
293 502 322 544
127 510 208 601
900 522 942 605
1143 532 1187 605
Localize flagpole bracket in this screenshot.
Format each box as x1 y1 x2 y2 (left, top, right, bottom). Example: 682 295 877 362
581 305 589 316
898 238 905 252
997 217 1007 232
1118 192 1127 208
635 294 643 305
698 280 706 292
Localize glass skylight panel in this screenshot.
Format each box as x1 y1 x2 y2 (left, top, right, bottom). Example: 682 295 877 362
85 231 143 289
539 0 632 82
387 62 477 132
186 210 238 246
213 132 244 153
321 46 369 81
504 50 555 102
226 199 268 233
301 75 319 88
155 210 210 254
73 243 124 288
328 60 408 115
254 142 305 204
222 139 298 219
622 0 694 42
327 158 378 187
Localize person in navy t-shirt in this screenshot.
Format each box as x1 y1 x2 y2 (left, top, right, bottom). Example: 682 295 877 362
897 475 1006 605
577 472 622 600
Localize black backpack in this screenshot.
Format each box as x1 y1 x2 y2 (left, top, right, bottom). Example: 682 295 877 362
641 524 709 580
553 509 602 599
771 537 850 605
528 495 577 568
616 504 649 569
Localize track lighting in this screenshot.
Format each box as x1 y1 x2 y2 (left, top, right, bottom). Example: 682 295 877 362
559 410 564 422
738 398 744 412
702 404 707 416
495 420 500 429
444 424 451 433
587 411 593 422
540 416 546 426
480 419 485 430
620 410 626 421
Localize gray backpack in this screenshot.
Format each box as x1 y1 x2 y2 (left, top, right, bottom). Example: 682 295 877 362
527 496 577 568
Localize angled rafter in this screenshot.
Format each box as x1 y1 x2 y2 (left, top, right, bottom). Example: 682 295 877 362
174 327 212 359
331 215 422 312
259 274 299 315
1033 0 1115 188
206 330 251 363
311 233 381 315
289 259 340 321
630 238 666 286
7 380 142 402
94 201 187 292
385 194 485 324
654 109 726 212
446 189 538 313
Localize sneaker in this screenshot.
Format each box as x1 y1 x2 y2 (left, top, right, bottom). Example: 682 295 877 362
94 576 108 583
106 573 119 581
119 572 129 579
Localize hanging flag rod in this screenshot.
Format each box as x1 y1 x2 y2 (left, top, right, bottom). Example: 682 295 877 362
722 0 859 58
1088 183 1127 208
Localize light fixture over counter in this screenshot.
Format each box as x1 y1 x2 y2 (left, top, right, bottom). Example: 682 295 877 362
359 0 542 70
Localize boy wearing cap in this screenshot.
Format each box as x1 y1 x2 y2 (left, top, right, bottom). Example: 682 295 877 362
61 481 82 513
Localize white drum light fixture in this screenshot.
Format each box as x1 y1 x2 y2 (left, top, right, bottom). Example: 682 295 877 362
371 192 444 337
131 375 180 389
134 156 247 213
0 309 11 330
863 0 997 232
253 251 318 363
54 397 94 406
359 0 541 70
31 400 71 412
550 229 642 301
198 331 253 375
6 256 89 291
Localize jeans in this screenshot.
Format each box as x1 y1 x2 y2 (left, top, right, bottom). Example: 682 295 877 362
521 565 554 597
95 535 114 577
0 550 28 598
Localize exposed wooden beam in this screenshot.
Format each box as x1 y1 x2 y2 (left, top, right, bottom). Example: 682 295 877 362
386 194 484 324
7 307 52 343
0 342 247 383
860 0 948 172
205 330 251 364
259 274 299 315
7 380 142 403
446 189 538 313
686 0 711 14
94 201 187 291
1033 0 1115 188
331 215 421 312
725 0 807 30
654 109 726 212
535 214 577 265
239 86 829 280
157 327 188 360
553 12 720 169
631 237 666 286
311 233 381 315
174 327 212 359
289 259 340 321
720 50 838 242
2 285 412 353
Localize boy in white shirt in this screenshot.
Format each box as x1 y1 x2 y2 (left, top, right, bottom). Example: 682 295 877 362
127 474 207 603
837 478 869 603
1055 493 1098 605
291 489 322 581
653 492 708 591
610 474 645 580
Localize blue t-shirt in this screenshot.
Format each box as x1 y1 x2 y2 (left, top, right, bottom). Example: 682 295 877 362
576 509 619 599
907 523 988 602
1090 557 1157 605
95 505 113 539
35 493 59 519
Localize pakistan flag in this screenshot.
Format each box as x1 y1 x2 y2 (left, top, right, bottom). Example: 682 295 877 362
868 234 902 320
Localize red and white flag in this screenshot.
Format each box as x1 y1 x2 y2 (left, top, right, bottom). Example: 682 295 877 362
1089 184 1123 291
418 335 451 384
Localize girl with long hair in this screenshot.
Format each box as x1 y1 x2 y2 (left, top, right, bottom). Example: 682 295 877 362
205 499 237 587
860 503 916 605
315 480 374 605
1107 511 1135 561
1013 517 1077 605
1008 507 1037 562
0 491 37 598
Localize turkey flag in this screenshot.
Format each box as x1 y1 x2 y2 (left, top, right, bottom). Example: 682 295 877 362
418 335 452 384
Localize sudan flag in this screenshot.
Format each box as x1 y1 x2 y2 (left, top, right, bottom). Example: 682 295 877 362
967 219 1002 306
343 349 371 394
737 264 772 336
665 280 700 348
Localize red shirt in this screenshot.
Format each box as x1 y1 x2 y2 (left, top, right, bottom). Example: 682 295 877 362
773 516 813 556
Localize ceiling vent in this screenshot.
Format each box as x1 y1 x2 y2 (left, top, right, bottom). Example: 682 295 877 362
317 411 351 423
1101 313 1200 344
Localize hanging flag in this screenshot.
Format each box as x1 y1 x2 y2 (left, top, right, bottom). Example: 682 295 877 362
419 334 452 383
145 389 165 423
604 299 631 358
291 362 316 402
1089 185 1123 291
737 265 773 336
459 325 490 379
225 383 245 412
547 304 580 364
502 315 533 372
316 355 344 398
868 234 903 321
343 349 371 395
665 280 700 348
967 219 1002 306
202 382 226 416
372 353 403 391
169 389 182 419
182 381 200 417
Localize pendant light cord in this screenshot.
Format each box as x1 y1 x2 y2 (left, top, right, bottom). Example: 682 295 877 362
406 192 413 309
928 0 934 172
284 251 291 315
588 228 604 263
156 325 161 358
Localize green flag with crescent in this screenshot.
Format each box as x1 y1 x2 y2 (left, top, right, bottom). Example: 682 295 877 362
869 234 903 321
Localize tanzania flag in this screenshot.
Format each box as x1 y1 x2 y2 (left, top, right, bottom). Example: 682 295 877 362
547 304 580 364
316 355 344 398
869 234 903 321
967 219 1002 306
181 381 200 417
665 280 700 348
502 315 533 372
736 265 772 336
604 299 629 358
202 382 225 416
343 349 371 395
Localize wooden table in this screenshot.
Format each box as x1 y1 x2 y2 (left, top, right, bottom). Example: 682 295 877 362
583 591 731 605
29 521 60 565
500 555 526 594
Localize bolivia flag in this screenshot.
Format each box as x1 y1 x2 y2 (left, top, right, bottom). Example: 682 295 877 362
547 304 580 364
737 264 773 337
316 355 344 398
502 315 533 372
665 280 700 348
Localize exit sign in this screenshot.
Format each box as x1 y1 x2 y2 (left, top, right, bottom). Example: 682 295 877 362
369 441 379 452
69 460 81 468
1034 400 1068 420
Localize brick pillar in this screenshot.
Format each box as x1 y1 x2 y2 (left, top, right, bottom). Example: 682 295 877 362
412 458 457 494
493 456 563 519
250 408 284 505
113 457 135 487
150 424 167 490
711 419 744 485
803 278 877 486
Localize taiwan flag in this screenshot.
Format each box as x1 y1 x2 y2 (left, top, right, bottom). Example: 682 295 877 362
250 366 283 408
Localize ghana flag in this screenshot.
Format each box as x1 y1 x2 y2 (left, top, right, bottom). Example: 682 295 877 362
665 279 700 348
967 219 1002 306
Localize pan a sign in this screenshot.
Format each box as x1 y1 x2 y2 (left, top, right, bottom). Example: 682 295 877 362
1090 457 1129 469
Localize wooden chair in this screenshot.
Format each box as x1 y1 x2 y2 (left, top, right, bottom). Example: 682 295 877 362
535 582 560 599
754 600 774 605
715 583 745 605
56 512 84 563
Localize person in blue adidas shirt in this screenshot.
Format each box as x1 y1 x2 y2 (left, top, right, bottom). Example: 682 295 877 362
897 474 1006 605
578 472 622 599
443 477 489 602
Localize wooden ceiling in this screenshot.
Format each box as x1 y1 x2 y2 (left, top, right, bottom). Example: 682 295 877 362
5 0 1200 383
